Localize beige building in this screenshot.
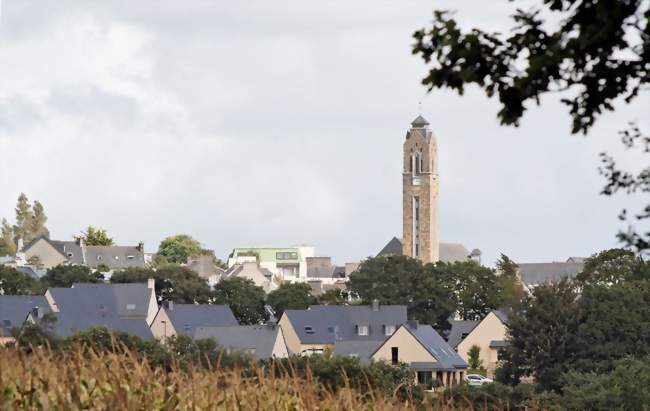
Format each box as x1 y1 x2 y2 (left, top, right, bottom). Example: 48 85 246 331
223 261 279 293
402 115 439 263
371 321 467 391
456 310 509 377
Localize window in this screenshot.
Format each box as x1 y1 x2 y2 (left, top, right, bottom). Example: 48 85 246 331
246 348 256 355
384 325 396 336
348 353 359 358
417 371 434 390
126 304 136 311
67 252 74 258
97 255 103 261
183 324 192 332
304 326 315 335
2 319 11 328
391 347 399 365
127 255 135 260
276 252 298 260
114 256 119 260
357 325 369 336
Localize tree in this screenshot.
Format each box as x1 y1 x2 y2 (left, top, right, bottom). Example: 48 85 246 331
0 265 38 295
211 277 268 325
413 2 650 253
157 235 202 264
110 266 212 303
347 256 456 331
576 248 650 285
467 345 484 371
267 282 317 318
0 219 16 256
41 265 104 288
504 279 580 391
317 289 349 305
13 193 32 242
82 225 114 246
495 254 525 310
29 201 47 239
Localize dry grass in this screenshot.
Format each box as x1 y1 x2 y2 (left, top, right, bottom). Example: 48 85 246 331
0 348 429 410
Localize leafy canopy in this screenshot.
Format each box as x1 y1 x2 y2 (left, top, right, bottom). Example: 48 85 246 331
41 265 104 288
157 235 202 265
81 225 114 246
212 277 268 325
267 282 316 318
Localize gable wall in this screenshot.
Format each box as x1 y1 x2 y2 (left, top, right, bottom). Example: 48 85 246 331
456 312 507 374
150 308 176 340
372 326 436 364
24 239 67 269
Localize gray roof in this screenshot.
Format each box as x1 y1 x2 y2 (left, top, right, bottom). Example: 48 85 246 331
402 322 467 370
186 255 220 279
411 115 430 128
48 282 154 319
82 245 145 269
0 295 50 337
445 320 480 348
518 262 584 286
377 237 475 263
193 325 284 359
492 309 509 325
284 304 407 344
164 304 238 336
48 240 83 264
333 340 383 363
51 311 154 340
489 340 510 348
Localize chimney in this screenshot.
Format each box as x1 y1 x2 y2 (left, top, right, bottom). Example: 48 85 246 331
147 278 155 289
407 319 419 330
164 300 174 311
137 242 144 252
372 299 380 312
31 306 40 319
76 236 84 247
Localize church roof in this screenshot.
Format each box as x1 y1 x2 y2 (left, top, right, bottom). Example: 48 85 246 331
376 237 476 263
377 237 403 257
411 115 430 128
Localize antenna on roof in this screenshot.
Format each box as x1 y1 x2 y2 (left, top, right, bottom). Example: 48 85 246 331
417 101 422 115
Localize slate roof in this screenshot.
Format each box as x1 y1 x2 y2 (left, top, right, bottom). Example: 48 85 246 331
51 311 154 340
402 322 467 370
492 309 509 325
284 305 407 344
445 319 480 348
333 340 383 363
377 237 476 263
0 295 50 337
186 255 221 279
164 304 238 336
48 283 154 319
411 115 430 128
518 262 584 286
193 325 284 359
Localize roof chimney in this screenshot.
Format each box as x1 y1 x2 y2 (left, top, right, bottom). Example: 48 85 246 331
372 299 380 312
147 278 155 289
137 242 144 252
31 306 40 319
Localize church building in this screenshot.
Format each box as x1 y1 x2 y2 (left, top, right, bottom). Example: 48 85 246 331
378 115 480 264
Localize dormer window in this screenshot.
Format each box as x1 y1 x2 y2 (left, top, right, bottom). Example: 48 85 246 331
127 255 135 260
384 325 396 336
126 304 136 310
2 319 11 328
357 325 369 336
304 326 315 334
67 252 74 258
114 256 119 260
97 255 102 261
183 324 191 332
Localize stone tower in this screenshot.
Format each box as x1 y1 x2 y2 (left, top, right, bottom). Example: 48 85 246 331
402 115 439 263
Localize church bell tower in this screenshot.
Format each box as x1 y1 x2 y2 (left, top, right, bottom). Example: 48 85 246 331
402 115 439 263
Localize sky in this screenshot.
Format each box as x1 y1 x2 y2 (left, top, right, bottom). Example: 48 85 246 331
0 1 647 266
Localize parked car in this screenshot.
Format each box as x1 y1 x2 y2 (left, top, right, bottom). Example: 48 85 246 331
464 374 493 386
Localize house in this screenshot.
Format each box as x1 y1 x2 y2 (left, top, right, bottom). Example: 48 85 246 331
445 319 480 349
0 295 51 344
21 236 146 270
228 246 315 279
377 237 481 264
456 310 509 377
150 302 238 340
42 282 157 339
193 324 289 359
278 302 407 356
223 261 279 293
186 255 225 287
371 320 467 390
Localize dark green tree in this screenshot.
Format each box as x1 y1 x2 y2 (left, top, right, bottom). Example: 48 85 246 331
82 225 114 246
413 1 650 254
317 289 349 305
41 265 104 288
575 248 649 286
0 265 39 295
0 218 16 256
267 282 317 318
157 234 203 264
505 279 580 391
495 254 525 310
347 256 455 331
110 265 212 303
211 277 268 325
467 345 484 371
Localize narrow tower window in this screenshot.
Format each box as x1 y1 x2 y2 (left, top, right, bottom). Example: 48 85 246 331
412 196 420 258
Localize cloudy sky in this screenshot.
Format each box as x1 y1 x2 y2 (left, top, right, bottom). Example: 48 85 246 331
0 1 647 266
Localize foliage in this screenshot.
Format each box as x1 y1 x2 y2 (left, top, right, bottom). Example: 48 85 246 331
156 234 202 264
40 265 104 288
267 282 316 318
505 279 580 391
347 256 455 331
317 288 349 305
81 225 114 246
11 312 60 352
561 357 650 411
212 277 268 325
495 254 525 310
437 261 501 321
467 345 483 371
441 382 559 411
110 265 212 303
576 248 649 285
0 219 16 256
0 194 48 254
0 265 39 295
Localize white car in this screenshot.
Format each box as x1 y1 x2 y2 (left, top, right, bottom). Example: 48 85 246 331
464 374 493 386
